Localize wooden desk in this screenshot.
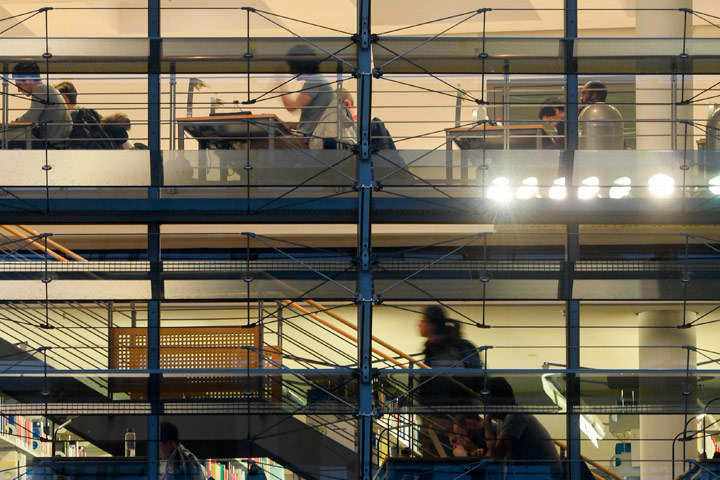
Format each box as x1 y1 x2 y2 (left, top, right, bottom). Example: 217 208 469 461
444 124 554 183
177 113 294 150
1 122 33 150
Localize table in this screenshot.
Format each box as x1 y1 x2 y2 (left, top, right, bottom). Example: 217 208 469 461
444 124 554 183
177 113 294 150
176 113 297 182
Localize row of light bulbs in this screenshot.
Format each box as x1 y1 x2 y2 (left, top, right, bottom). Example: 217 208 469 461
485 174 720 200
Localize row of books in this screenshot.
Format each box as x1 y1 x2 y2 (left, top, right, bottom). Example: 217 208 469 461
0 411 51 457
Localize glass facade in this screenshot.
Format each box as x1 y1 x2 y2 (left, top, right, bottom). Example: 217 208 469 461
1 2 720 480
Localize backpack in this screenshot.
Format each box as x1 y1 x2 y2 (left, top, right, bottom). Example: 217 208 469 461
68 108 118 149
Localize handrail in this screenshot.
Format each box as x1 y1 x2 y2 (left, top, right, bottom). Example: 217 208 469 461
305 299 428 369
553 439 622 480
282 300 403 367
16 225 88 262
0 225 68 262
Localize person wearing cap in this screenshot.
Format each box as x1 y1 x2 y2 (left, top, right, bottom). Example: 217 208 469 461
11 61 71 148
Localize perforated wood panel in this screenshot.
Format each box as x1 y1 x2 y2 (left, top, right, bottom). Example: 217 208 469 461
110 327 280 400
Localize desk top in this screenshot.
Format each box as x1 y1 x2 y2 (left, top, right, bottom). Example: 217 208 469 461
445 123 555 150
177 113 293 141
445 123 550 134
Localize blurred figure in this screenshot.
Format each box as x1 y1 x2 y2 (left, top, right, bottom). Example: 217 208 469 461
483 377 562 479
11 61 72 148
281 44 335 137
416 305 482 456
159 421 205 480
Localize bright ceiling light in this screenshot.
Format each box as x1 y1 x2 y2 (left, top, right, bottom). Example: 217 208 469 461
578 176 600 200
517 177 539 199
487 177 512 201
709 176 720 195
609 176 632 199
648 174 675 197
549 177 566 200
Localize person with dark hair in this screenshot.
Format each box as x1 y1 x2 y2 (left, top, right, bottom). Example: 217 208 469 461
581 81 608 104
280 45 336 139
538 97 565 149
159 421 205 480
416 305 482 456
11 61 72 148
483 377 562 479
450 414 486 457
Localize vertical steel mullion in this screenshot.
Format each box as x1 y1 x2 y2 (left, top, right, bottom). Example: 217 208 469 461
357 1 374 479
148 0 162 200
564 3 580 480
147 223 161 480
2 63 8 149
147 2 161 478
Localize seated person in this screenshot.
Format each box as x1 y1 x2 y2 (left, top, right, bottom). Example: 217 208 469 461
450 414 487 457
484 377 562 479
55 81 120 149
101 113 133 149
538 97 565 149
11 61 72 149
580 81 607 106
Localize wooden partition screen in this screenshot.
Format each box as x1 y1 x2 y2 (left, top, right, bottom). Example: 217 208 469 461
109 327 281 400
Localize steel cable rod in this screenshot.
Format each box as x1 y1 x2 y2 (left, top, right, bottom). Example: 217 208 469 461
245 7 352 36
248 9 355 69
376 9 480 36
376 116 489 182
252 73 354 105
376 10 483 70
377 234 489 297
253 152 357 212
246 234 356 295
371 42 481 104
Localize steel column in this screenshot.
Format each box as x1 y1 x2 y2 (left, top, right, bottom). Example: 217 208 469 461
356 1 375 479
147 2 161 478
564 3 581 479
148 0 162 200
